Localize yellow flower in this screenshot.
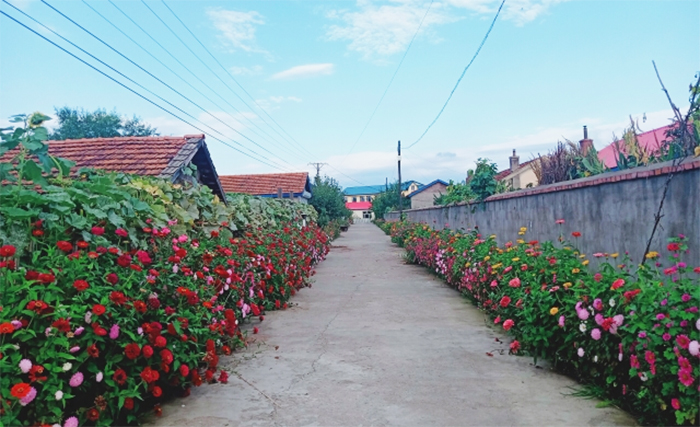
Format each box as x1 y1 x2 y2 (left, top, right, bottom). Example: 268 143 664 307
492 263 502 269
549 307 559 315
497 249 504 254
611 253 619 258
695 145 700 157
516 239 525 244
484 256 490 261
564 247 572 251
572 268 580 274
490 234 497 239
618 264 625 269
518 232 525 236
563 282 573 288
512 257 520 262
578 254 586 259
645 251 659 259
465 262 471 268
519 227 527 232
582 260 589 266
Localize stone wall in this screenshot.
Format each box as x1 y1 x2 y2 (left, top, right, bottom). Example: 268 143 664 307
386 159 700 267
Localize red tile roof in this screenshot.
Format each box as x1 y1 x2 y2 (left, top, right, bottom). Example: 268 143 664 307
219 172 310 196
1 134 204 177
346 201 372 210
597 125 673 169
495 159 536 181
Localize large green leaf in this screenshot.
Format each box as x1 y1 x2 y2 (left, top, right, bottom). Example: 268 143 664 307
66 212 88 229
0 206 39 218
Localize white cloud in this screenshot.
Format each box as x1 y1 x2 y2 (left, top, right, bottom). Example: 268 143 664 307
271 63 335 80
445 0 564 25
230 65 263 76
207 8 266 53
327 1 454 59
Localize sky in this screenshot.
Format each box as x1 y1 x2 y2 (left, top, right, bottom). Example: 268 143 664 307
1 0 698 189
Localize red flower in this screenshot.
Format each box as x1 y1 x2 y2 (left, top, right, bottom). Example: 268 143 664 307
251 304 261 316
109 291 127 305
136 250 152 265
253 327 259 334
218 370 229 384
154 336 167 348
152 386 163 397
140 367 160 383
77 240 89 249
0 245 16 257
133 300 147 313
179 365 190 377
73 280 89 291
159 349 173 365
113 368 127 385
92 323 107 336
571 232 581 238
117 254 132 268
509 340 520 353
51 318 70 333
499 296 511 308
38 273 55 284
106 273 119 285
32 229 44 236
115 228 128 237
25 270 39 281
610 278 625 290
10 382 31 399
142 345 154 358
124 343 141 360
503 319 515 331
92 304 106 315
91 226 105 236
56 241 73 252
124 397 134 410
0 322 14 334
87 344 99 358
154 404 163 417
667 242 680 251
87 408 100 421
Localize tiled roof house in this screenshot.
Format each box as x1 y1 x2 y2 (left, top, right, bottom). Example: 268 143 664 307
0 134 227 202
218 172 312 203
597 124 675 169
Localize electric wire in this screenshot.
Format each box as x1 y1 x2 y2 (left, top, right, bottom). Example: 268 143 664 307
406 0 505 149
158 0 315 160
346 0 434 157
80 0 304 166
37 0 293 170
0 9 285 171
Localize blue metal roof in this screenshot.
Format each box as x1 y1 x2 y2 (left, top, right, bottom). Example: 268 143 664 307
407 179 448 198
343 185 385 196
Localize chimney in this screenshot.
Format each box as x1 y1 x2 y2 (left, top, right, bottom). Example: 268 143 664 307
509 149 520 172
580 125 593 155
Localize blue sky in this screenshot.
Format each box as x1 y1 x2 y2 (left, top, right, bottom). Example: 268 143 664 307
1 0 698 188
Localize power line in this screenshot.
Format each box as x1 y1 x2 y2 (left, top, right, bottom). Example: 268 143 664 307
406 0 505 150
159 0 316 161
346 0 434 156
0 9 285 172
80 0 303 167
37 0 292 171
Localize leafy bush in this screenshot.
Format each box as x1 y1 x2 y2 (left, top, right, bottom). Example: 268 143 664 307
0 119 330 425
308 175 350 227
381 221 699 426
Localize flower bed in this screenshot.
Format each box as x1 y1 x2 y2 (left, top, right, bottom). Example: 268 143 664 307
377 220 699 426
0 171 329 425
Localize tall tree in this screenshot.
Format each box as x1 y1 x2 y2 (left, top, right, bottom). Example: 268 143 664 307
309 175 351 227
50 107 158 140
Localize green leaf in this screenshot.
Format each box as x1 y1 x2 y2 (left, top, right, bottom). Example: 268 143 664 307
107 210 125 227
21 159 45 184
66 212 88 229
21 138 44 151
33 127 49 141
595 401 612 408
0 206 39 218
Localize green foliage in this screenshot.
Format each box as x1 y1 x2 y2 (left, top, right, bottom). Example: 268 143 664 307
370 182 408 220
433 180 473 206
308 175 351 227
469 158 499 202
50 107 158 140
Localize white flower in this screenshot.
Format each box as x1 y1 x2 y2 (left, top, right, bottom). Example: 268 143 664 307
594 355 598 362
696 318 700 331
84 311 92 324
618 353 623 362
96 372 103 382
609 298 616 307
640 372 648 382
579 322 587 332
62 362 72 371
55 390 63 400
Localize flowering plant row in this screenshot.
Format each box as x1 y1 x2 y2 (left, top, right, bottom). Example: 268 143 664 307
377 220 699 426
0 170 329 425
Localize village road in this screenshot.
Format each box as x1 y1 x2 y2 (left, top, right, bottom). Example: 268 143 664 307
149 223 635 426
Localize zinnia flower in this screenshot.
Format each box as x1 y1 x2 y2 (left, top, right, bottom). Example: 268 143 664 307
11 383 31 399
508 277 521 288
19 386 37 406
64 416 79 427
689 340 699 356
577 348 584 357
96 372 103 382
55 390 63 400
62 362 72 371
676 335 690 349
678 369 694 387
19 359 32 373
69 372 84 387
109 324 120 339
503 319 514 331
558 315 565 327
591 328 601 340
671 398 680 410
579 322 587 332
549 307 559 315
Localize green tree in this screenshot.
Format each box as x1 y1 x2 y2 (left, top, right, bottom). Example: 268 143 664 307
309 175 351 227
50 107 158 140
371 182 409 219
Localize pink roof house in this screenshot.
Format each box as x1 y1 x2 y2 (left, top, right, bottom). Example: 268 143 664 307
597 124 674 169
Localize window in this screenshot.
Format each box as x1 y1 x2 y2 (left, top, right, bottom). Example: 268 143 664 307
360 196 365 202
363 211 372 219
353 197 357 202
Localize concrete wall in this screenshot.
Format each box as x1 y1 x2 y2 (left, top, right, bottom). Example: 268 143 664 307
410 183 448 209
386 159 700 267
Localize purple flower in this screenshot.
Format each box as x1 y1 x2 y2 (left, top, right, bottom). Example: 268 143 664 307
638 331 647 339
19 359 32 373
64 416 79 427
591 328 602 340
662 333 671 341
69 346 80 353
594 313 604 325
688 307 699 313
593 298 603 311
74 326 84 336
10 320 22 330
19 386 36 406
558 315 565 328
69 372 84 387
661 299 668 306
681 293 691 302
109 324 120 339
666 322 674 328
656 313 666 320
613 314 625 326
680 320 688 327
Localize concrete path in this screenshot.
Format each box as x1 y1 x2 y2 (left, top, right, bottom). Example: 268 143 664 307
150 223 635 426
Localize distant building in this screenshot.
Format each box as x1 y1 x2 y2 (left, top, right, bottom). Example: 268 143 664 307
219 172 312 203
407 179 448 209
597 124 674 169
495 150 539 190
343 180 422 220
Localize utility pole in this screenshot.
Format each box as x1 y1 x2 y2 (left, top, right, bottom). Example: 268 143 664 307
385 177 388 191
308 162 327 180
397 140 402 220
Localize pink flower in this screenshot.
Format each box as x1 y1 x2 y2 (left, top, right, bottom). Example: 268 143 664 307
577 308 589 321
671 398 680 410
96 372 103 382
69 346 80 353
178 234 188 243
613 314 624 326
69 372 84 387
503 319 514 331
19 359 32 373
591 328 601 340
494 316 501 324
678 369 694 387
558 315 565 328
109 324 120 339
19 386 36 406
689 340 699 356
74 326 84 336
663 333 672 341
661 299 668 306
630 355 640 368
555 219 565 224
592 299 603 311
115 228 128 237
656 313 666 320
676 335 690 349
593 273 602 282
490 280 498 288
638 331 647 339
577 347 585 357
645 351 656 365
64 416 79 427
508 277 521 288
594 313 604 325
681 293 691 302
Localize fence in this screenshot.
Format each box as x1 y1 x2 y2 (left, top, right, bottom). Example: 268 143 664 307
385 159 700 267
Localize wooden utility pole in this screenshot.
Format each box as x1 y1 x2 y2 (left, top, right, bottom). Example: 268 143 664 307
308 162 327 179
397 140 402 219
